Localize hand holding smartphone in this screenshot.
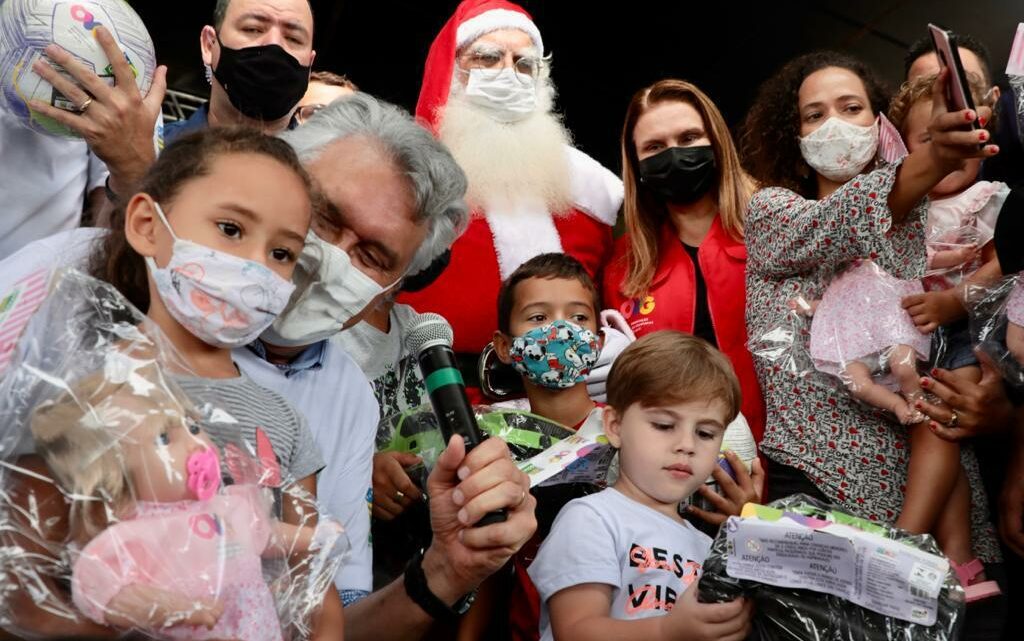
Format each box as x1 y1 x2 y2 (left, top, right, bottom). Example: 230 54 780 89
928 23 982 142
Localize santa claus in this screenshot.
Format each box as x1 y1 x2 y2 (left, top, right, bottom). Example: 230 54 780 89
400 0 623 388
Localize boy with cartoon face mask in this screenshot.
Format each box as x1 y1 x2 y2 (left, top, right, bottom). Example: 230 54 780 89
458 253 605 640
493 253 604 432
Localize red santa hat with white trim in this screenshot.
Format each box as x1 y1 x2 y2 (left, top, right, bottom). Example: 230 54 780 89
415 0 544 133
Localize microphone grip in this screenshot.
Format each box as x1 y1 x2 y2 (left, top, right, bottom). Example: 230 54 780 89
418 345 507 527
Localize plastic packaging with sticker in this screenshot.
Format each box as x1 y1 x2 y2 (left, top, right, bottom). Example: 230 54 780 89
966 275 1024 387
698 494 965 640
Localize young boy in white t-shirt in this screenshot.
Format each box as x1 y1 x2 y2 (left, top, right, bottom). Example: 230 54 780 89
529 331 753 641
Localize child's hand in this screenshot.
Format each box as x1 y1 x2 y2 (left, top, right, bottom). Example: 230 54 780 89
687 453 765 526
371 451 423 521
901 289 965 333
660 581 752 641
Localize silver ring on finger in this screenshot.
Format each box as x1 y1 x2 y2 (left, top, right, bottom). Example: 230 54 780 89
395 490 405 501
76 97 93 113
947 410 959 428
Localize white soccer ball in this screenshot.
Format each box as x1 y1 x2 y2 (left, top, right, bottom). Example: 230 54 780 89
0 0 156 138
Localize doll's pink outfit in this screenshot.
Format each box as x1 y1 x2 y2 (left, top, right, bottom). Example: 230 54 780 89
809 259 930 377
72 484 283 641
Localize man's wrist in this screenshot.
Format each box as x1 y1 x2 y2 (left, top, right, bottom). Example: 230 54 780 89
421 544 469 605
106 172 141 202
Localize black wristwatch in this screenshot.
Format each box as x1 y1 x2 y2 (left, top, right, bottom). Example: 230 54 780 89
403 548 476 620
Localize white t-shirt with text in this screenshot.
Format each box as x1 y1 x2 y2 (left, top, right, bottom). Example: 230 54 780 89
529 488 712 641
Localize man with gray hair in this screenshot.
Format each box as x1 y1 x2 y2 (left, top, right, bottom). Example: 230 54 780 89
241 92 538 639
0 92 537 640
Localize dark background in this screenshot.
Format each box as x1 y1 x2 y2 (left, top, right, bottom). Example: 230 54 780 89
135 1 1021 172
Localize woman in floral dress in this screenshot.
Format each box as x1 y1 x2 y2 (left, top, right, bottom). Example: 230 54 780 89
740 50 1001 568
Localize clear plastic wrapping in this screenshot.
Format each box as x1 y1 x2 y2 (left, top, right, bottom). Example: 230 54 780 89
752 260 931 424
698 494 965 640
376 404 619 489
966 275 1024 387
0 269 346 640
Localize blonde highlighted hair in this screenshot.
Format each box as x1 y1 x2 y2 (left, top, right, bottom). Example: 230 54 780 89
620 79 753 300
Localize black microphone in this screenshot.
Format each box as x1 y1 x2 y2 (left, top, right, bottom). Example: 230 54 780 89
405 313 507 527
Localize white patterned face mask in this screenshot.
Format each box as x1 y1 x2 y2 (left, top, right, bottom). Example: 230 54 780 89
798 117 879 183
145 202 297 349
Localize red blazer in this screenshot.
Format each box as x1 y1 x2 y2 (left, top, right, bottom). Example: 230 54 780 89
602 217 766 442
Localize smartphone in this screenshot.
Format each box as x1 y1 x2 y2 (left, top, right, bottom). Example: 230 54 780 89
928 23 980 131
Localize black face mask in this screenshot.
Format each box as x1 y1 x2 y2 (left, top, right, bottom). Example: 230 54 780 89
637 145 717 204
212 36 310 121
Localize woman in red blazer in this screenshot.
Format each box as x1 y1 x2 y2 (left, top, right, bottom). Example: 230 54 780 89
602 78 766 442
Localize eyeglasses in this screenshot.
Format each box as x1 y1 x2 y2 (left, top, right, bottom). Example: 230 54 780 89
456 47 548 83
295 103 326 125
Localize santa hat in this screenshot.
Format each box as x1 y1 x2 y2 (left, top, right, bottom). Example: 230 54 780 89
416 0 544 132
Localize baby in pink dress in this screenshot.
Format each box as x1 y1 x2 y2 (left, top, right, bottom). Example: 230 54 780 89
30 363 336 639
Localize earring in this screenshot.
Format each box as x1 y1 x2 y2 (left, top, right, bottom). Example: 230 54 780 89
204 64 213 85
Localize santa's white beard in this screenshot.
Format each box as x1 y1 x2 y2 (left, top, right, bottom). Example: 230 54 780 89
439 89 574 214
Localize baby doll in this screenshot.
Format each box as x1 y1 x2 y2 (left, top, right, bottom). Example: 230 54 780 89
30 363 337 640
808 259 931 423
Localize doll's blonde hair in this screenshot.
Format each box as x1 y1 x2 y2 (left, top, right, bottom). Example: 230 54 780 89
29 362 189 539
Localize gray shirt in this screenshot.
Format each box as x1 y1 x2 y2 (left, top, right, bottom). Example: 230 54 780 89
175 371 324 483
331 303 428 419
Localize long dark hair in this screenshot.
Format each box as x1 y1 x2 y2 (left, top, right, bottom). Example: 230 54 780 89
739 51 890 199
89 126 312 311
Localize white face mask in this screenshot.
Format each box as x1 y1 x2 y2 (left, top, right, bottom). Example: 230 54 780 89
798 117 880 183
463 67 537 123
262 231 400 347
145 203 297 349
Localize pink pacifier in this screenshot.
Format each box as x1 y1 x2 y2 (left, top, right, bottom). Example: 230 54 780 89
186 447 222 501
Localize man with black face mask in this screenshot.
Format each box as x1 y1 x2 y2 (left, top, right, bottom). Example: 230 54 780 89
164 0 315 144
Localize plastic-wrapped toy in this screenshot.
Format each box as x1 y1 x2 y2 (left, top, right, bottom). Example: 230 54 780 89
33 364 342 639
698 495 965 641
967 275 1024 386
377 404 581 489
1008 279 1024 368
808 259 930 424
0 270 345 639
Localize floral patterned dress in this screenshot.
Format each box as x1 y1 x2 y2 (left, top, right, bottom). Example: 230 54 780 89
745 162 999 561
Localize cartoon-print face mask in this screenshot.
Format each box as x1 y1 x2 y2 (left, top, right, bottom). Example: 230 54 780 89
507 320 601 389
